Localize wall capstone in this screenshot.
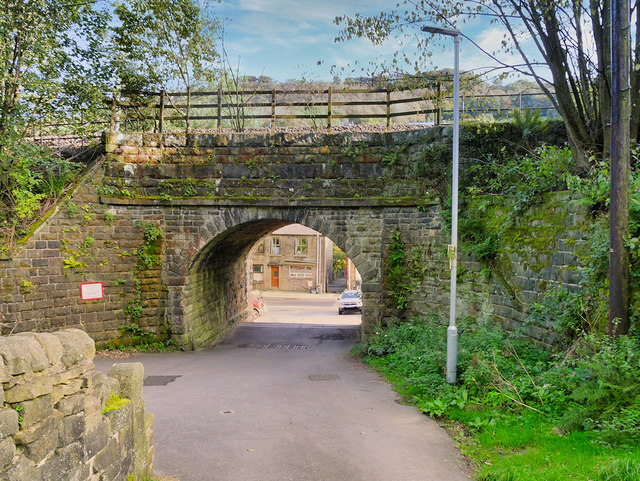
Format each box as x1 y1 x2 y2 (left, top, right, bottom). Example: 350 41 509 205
0 329 153 481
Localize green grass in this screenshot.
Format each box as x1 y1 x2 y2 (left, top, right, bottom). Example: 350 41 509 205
357 316 640 481
468 418 635 480
378 370 640 480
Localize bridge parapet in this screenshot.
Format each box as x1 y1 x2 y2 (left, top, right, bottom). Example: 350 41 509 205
102 129 446 205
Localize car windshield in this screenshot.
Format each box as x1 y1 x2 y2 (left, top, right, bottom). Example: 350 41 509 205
341 291 360 299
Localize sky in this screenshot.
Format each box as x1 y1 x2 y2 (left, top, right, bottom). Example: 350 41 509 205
211 0 543 84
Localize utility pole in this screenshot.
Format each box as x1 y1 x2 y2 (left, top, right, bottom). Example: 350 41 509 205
609 0 631 335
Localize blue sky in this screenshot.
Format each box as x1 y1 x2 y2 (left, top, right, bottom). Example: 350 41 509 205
211 0 538 84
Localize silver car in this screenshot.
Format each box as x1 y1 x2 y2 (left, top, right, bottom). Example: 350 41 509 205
338 290 362 315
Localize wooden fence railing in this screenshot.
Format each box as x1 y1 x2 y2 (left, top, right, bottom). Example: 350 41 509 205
105 87 558 133
109 87 449 133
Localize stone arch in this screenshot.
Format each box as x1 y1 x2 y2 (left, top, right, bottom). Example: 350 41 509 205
163 207 384 350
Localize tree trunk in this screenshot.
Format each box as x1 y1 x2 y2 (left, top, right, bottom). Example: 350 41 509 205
596 0 612 159
631 0 640 145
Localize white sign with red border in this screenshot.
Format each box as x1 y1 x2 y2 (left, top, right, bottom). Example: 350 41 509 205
80 282 103 301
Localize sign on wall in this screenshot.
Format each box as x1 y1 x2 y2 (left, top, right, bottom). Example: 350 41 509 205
80 282 103 301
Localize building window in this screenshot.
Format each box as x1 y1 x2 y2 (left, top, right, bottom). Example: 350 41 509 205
271 237 280 255
253 264 264 281
257 242 265 254
294 237 308 255
289 266 312 278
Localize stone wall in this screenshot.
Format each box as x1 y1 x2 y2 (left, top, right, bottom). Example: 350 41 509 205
0 164 167 346
403 192 590 348
101 129 444 202
0 127 593 350
0 329 153 480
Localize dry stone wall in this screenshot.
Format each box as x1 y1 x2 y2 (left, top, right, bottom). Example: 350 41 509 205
0 329 153 481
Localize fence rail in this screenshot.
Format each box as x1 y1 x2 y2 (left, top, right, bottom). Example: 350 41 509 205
109 87 439 132
108 87 558 133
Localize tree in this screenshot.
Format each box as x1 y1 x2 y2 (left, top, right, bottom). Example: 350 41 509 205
0 0 222 246
113 0 220 93
0 0 112 246
0 0 111 141
335 0 639 171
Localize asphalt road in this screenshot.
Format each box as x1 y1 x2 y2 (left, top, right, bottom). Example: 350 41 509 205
95 295 471 481
255 292 362 325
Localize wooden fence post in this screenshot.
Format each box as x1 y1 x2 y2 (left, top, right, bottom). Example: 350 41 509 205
271 88 276 133
217 88 222 132
185 86 191 134
158 90 165 133
386 88 391 131
327 87 332 131
436 82 442 126
110 94 120 133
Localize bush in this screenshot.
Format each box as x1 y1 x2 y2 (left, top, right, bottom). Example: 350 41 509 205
553 334 640 445
359 315 640 447
0 134 82 246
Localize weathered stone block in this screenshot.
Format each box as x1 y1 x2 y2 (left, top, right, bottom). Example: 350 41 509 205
82 371 105 389
59 412 85 446
21 428 58 463
0 408 18 439
18 394 53 429
13 411 60 445
0 437 15 469
50 361 93 386
107 363 144 404
0 453 40 481
16 333 64 369
56 392 85 417
92 437 119 474
0 336 47 376
3 376 54 403
59 378 84 398
0 357 10 384
82 419 108 458
52 329 95 367
106 402 132 433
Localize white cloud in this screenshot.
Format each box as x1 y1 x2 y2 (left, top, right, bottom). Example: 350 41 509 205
212 0 548 82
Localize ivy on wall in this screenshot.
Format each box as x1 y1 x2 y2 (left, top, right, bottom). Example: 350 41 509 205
386 228 427 311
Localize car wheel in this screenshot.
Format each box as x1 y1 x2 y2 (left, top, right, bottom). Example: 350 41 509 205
338 309 343 315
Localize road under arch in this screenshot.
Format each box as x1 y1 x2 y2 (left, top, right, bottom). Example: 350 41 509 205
175 216 375 350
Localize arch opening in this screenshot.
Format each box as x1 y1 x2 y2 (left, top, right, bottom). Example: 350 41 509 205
171 215 376 350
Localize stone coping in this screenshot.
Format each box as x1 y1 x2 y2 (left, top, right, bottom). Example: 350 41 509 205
99 196 437 208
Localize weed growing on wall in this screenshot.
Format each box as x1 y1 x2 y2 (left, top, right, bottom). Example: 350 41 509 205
135 221 163 270
465 144 573 212
386 229 426 310
560 146 640 330
124 279 143 322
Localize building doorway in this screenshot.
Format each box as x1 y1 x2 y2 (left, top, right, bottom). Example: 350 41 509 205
270 266 280 289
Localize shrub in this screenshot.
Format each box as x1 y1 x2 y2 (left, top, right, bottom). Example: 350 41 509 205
359 315 640 447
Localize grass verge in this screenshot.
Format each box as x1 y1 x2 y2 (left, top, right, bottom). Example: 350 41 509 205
357 315 640 481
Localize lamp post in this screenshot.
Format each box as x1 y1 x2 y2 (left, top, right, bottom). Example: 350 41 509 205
421 25 461 384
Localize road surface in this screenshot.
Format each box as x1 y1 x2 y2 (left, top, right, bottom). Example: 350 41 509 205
95 294 471 481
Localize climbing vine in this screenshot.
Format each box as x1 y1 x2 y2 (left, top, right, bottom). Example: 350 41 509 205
135 221 163 271
386 228 425 310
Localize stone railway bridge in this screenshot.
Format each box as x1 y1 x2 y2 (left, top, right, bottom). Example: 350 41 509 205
0 127 587 349
0 129 450 349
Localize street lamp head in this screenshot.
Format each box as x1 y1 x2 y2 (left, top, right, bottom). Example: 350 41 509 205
421 25 460 37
